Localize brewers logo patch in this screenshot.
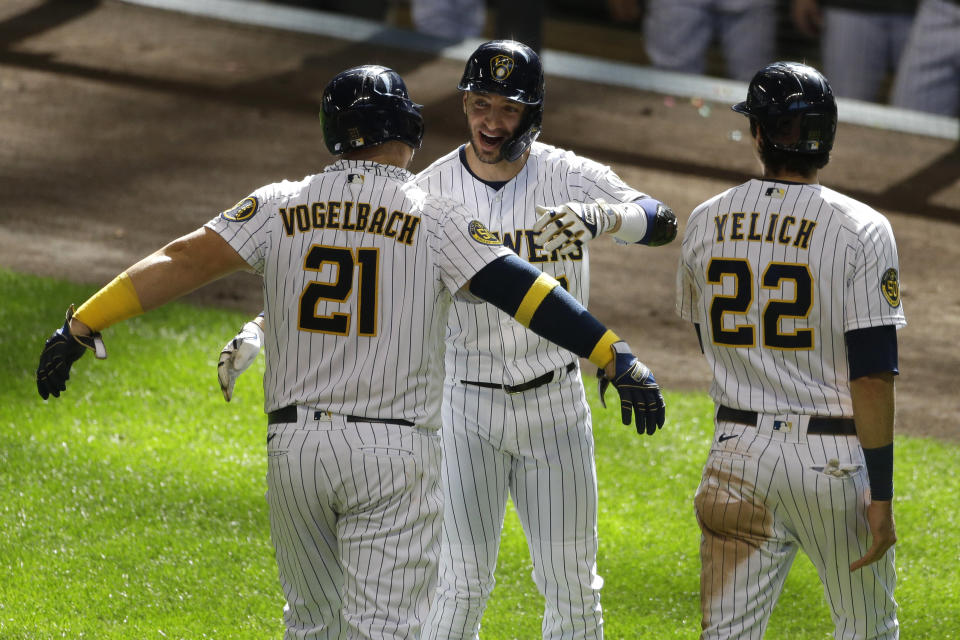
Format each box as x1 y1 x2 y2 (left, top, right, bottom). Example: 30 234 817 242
490 55 515 82
468 220 501 246
881 268 900 307
220 196 259 222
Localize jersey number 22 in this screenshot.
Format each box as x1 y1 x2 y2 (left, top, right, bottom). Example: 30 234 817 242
707 258 814 350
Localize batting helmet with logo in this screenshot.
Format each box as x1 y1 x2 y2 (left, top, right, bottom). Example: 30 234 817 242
458 40 544 162
732 61 837 153
321 65 424 155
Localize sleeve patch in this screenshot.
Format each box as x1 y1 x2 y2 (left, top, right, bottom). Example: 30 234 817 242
881 268 900 307
468 220 502 246
220 196 259 222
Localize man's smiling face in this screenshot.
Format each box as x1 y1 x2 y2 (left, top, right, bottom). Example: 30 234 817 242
463 91 526 164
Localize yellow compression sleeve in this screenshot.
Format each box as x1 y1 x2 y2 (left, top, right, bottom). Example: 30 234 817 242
73 272 144 331
514 273 559 327
587 330 619 369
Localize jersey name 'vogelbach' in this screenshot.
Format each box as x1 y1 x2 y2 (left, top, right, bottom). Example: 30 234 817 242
279 200 421 245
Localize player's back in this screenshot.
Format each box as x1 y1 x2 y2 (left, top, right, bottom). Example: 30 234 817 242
677 179 905 416
209 160 508 424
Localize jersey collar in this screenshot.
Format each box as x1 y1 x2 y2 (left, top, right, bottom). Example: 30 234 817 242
325 159 414 182
458 145 509 191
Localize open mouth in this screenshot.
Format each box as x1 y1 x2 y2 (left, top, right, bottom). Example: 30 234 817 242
478 131 505 148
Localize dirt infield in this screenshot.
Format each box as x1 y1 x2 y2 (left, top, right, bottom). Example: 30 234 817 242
2 0 957 440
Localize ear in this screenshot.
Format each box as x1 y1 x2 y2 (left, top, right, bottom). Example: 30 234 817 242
462 92 469 114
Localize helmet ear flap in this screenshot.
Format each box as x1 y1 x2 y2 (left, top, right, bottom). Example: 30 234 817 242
501 102 543 162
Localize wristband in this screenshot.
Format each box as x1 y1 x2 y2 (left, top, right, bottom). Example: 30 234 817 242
607 201 648 244
73 272 144 331
587 330 620 369
862 443 894 501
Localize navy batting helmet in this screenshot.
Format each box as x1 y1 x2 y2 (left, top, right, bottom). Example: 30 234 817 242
321 65 424 155
458 40 544 162
732 61 837 153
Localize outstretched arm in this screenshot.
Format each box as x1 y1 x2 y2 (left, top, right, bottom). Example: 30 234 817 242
37 227 248 399
469 254 665 434
532 197 677 256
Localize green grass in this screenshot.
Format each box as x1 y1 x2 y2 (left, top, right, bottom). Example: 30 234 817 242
2 269 958 639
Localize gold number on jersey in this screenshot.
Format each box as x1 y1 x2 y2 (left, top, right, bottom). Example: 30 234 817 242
707 258 755 346
707 258 814 350
299 245 379 336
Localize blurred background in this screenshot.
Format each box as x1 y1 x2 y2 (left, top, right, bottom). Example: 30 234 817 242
261 0 958 119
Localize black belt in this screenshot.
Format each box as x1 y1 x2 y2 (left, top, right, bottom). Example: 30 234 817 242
267 405 414 427
460 362 576 394
717 405 857 436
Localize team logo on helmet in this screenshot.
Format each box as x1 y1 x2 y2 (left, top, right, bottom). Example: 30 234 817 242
220 196 259 222
881 268 900 307
468 220 502 246
490 55 515 82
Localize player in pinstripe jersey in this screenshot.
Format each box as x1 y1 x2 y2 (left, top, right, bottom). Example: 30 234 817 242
412 41 676 640
676 62 904 639
217 42 675 638
36 65 665 640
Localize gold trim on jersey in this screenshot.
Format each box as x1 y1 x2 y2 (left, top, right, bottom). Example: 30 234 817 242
515 273 559 326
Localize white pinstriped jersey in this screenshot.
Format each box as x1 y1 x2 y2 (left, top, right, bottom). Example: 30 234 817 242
676 179 907 416
206 159 512 422
415 142 647 384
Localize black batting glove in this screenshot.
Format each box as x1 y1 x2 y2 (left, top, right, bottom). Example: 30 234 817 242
597 341 666 435
36 306 107 399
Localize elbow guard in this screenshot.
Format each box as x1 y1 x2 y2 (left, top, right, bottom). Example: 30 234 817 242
641 199 678 246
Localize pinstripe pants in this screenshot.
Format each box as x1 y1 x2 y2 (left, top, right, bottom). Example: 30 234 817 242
266 418 443 639
422 370 603 640
696 416 898 639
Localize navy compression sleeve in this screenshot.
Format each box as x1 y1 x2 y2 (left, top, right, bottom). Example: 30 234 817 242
470 255 618 367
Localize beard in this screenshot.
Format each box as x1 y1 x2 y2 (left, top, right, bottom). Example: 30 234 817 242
471 130 507 164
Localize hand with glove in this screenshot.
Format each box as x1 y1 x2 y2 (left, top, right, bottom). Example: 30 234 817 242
217 317 264 402
597 341 666 435
532 197 677 256
37 305 108 399
532 199 617 256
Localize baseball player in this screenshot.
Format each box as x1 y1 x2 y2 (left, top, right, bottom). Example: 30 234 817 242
416 41 676 640
676 62 904 639
218 41 676 639
36 64 665 640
